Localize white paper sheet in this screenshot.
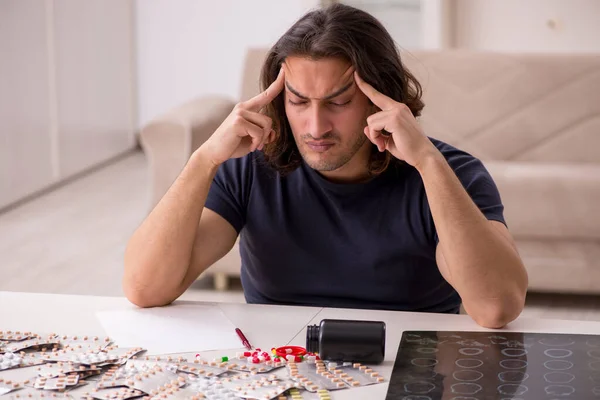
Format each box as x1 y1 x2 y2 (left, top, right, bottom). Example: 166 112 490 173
96 304 242 354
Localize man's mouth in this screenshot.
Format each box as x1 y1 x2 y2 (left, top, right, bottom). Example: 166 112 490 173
306 141 335 152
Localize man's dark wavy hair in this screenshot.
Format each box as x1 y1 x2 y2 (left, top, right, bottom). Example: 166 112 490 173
260 3 424 176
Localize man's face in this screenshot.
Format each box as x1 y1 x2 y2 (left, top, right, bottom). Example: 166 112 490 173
282 56 372 172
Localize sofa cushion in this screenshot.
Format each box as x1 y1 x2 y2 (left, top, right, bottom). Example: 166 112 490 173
486 161 600 240
516 238 600 293
402 51 600 163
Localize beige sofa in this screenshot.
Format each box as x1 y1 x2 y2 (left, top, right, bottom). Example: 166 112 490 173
139 49 600 294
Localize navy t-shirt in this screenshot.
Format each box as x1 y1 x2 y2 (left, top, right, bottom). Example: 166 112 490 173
205 138 506 314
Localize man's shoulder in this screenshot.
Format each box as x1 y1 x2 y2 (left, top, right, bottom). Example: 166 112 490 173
428 137 484 170
218 152 276 177
429 137 472 157
213 152 288 197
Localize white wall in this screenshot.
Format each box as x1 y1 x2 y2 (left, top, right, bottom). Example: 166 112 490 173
0 0 136 210
132 0 600 128
453 0 600 53
135 0 320 128
341 0 423 49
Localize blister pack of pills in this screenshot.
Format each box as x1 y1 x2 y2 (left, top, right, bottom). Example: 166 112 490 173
38 347 143 366
278 387 331 400
96 364 141 389
128 370 185 395
219 372 300 397
33 374 80 391
80 369 105 381
219 372 279 386
325 362 384 386
176 360 229 378
154 374 296 400
229 352 285 374
0 352 45 371
127 358 178 372
56 335 112 352
82 386 145 400
0 352 24 371
36 362 101 378
103 347 145 362
144 384 202 400
228 378 294 399
286 362 347 392
0 331 37 342
1 337 61 353
0 378 22 395
41 350 120 365
97 362 185 394
0 387 75 399
183 375 244 400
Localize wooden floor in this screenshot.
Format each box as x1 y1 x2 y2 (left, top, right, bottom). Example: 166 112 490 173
1 149 599 321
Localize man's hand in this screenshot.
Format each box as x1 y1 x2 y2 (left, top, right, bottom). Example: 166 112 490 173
200 68 286 166
354 71 437 168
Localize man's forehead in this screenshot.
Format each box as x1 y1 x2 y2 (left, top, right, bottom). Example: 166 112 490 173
282 57 355 99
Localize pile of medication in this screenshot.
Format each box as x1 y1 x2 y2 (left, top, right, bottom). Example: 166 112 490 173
0 330 384 399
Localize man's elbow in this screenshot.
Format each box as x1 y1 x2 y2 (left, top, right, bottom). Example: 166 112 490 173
472 309 518 329
468 292 526 329
122 276 174 309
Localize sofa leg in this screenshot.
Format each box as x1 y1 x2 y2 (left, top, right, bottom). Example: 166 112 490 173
214 273 229 291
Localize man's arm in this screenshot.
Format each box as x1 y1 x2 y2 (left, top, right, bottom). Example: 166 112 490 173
354 71 527 328
417 152 528 328
123 149 238 308
123 68 285 308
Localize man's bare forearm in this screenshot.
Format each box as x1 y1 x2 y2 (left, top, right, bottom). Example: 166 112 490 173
123 147 218 306
415 151 528 325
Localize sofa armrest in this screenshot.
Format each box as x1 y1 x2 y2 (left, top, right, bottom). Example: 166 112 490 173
139 96 236 208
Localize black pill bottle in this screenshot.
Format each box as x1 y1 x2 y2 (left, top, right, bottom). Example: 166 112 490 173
306 319 386 364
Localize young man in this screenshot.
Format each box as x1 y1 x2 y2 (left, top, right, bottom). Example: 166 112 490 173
123 4 528 328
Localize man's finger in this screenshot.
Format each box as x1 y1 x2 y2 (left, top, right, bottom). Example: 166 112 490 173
238 119 266 152
244 67 285 111
366 111 392 134
257 129 274 151
374 128 389 152
354 71 396 110
364 126 387 152
239 109 272 135
265 129 276 146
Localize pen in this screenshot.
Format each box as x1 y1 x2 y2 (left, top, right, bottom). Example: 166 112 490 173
235 327 252 350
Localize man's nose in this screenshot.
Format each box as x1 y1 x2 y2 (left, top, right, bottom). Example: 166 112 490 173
307 107 333 139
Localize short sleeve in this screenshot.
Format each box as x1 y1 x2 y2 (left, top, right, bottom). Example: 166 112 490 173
205 155 254 234
425 140 507 244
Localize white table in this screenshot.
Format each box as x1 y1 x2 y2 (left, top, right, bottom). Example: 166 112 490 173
3 291 600 399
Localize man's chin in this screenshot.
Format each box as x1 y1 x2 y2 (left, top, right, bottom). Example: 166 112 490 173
302 154 345 172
